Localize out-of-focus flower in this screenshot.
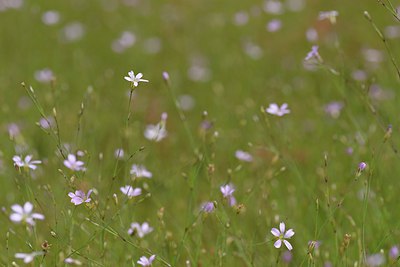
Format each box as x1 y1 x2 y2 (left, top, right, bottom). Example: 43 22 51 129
39 116 55 129
318 10 339 24
10 202 45 226
137 255 156 267
128 222 153 237
282 250 293 263
389 245 399 260
64 257 83 265
233 11 248 26
366 253 385 266
267 19 282 32
266 103 290 117
130 164 152 178
114 148 125 159
235 150 253 162
124 71 149 87
13 155 42 170
61 22 85 43
271 222 295 250
64 154 85 171
324 101 344 119
111 31 136 53
263 0 284 14
144 113 168 142
305 45 322 61
120 185 142 198
306 28 318 42
220 184 236 206
15 251 44 263
358 162 367 171
34 68 54 83
201 201 216 213
68 189 93 205
42 10 60 25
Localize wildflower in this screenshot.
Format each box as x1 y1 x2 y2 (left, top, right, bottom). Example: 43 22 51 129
266 103 290 117
358 162 367 171
34 68 54 83
15 251 44 263
201 201 216 213
64 257 83 265
282 251 293 263
144 113 168 142
305 45 322 61
124 71 149 87
137 255 156 267
271 222 295 250
120 185 142 198
13 155 42 170
324 101 344 119
64 154 85 171
389 245 399 260
130 164 152 178
235 150 253 162
10 202 45 226
68 189 93 205
128 222 153 237
318 10 339 24
267 19 282 32
220 184 236 206
114 148 125 159
366 253 385 266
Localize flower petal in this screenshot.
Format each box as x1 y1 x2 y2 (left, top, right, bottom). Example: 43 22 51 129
279 222 285 233
283 240 293 250
274 239 282 248
271 228 280 237
284 229 295 238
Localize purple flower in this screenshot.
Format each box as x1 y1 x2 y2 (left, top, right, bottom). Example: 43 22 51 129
389 245 399 259
10 202 45 226
220 184 237 206
271 222 295 250
266 103 290 117
201 201 215 213
68 189 93 205
64 154 85 171
137 255 156 267
305 45 321 61
324 101 344 118
235 150 253 162
282 250 292 263
366 253 385 266
13 155 42 170
358 162 367 171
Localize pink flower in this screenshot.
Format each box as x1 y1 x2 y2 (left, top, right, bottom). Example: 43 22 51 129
13 155 42 170
137 255 156 266
64 154 85 171
266 103 290 117
68 189 93 205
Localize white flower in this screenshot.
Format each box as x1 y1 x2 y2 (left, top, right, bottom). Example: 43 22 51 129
15 251 44 263
13 155 42 170
130 164 152 178
128 222 154 237
120 185 142 198
64 154 85 171
64 257 82 265
124 71 149 87
137 255 156 267
10 202 45 226
318 10 339 24
68 189 93 205
235 150 253 162
271 222 295 250
144 113 168 142
266 103 290 117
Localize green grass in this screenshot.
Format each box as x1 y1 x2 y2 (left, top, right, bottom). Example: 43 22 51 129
1 0 400 266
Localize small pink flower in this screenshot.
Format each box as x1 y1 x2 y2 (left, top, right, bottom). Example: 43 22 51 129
68 189 93 205
64 154 85 171
137 255 156 266
266 103 290 117
10 202 45 226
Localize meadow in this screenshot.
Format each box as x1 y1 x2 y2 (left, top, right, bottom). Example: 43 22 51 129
1 0 400 266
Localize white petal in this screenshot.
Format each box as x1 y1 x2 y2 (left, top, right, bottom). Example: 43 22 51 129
274 239 282 248
23 202 33 213
271 228 280 237
279 222 285 233
284 229 295 238
283 240 293 250
11 204 23 214
10 213 23 222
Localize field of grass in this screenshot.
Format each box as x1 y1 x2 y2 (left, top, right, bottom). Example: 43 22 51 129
1 0 400 266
